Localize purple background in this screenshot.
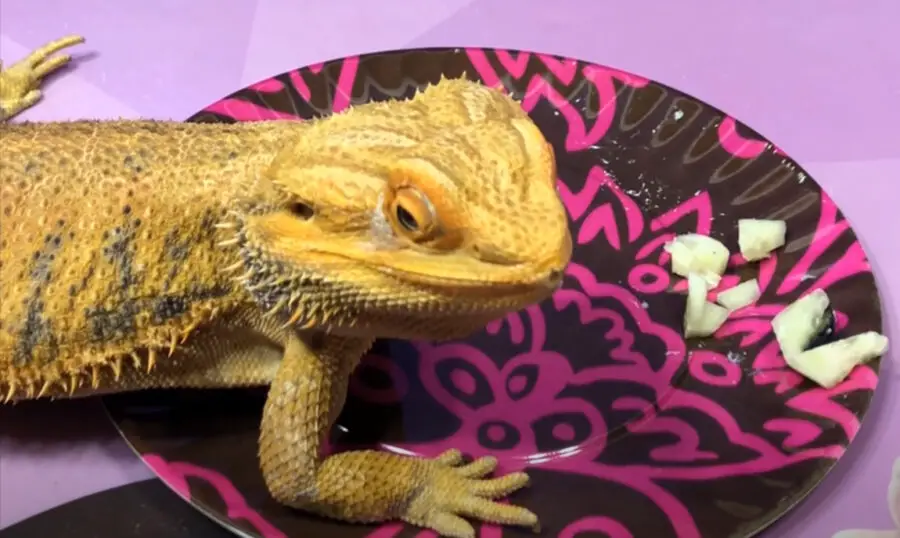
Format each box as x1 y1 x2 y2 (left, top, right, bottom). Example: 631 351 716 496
1 1 898 536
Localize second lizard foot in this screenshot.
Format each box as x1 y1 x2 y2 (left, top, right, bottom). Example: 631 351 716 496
402 449 539 538
0 35 84 120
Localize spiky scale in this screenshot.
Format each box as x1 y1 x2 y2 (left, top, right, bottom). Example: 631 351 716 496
265 296 289 318
111 357 123 381
285 306 306 327
68 374 80 396
180 323 200 343
4 383 17 403
222 261 244 273
37 380 53 399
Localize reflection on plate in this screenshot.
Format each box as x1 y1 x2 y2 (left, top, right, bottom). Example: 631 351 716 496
104 47 883 538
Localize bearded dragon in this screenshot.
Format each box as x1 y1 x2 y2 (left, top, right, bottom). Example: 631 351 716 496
0 36 572 537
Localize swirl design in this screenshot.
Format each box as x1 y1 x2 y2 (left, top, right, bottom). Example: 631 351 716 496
105 48 883 538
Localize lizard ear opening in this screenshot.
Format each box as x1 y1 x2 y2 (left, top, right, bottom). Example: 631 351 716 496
286 200 315 220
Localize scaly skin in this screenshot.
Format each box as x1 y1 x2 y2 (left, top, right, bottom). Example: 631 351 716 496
0 36 572 538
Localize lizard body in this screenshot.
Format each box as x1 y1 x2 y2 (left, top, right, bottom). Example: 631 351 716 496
0 36 572 538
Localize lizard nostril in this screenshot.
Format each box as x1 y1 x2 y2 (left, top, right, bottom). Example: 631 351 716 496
547 268 564 285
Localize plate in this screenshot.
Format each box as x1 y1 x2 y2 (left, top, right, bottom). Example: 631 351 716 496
103 47 884 538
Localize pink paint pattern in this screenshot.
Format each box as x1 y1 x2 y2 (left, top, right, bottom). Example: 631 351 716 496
146 50 881 538
143 454 287 538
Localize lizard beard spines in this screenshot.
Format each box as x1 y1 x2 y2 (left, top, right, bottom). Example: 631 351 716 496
228 232 357 332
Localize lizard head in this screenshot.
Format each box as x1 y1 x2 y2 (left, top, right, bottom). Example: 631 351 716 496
230 78 572 340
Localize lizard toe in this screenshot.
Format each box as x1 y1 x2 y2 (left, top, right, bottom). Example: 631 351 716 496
448 494 539 530
434 448 465 466
468 470 530 499
429 512 476 538
454 455 498 478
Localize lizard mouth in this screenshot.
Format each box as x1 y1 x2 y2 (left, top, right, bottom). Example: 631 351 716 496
226 211 572 335
354 232 573 294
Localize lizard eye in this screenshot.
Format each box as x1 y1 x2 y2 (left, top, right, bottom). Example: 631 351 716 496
386 187 437 241
396 205 419 231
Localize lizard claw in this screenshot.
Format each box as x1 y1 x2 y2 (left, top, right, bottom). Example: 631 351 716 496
0 34 84 119
403 449 539 538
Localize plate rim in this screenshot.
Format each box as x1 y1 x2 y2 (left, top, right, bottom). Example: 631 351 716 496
103 44 886 538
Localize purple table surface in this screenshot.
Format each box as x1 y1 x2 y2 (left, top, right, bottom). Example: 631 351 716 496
1 1 899 536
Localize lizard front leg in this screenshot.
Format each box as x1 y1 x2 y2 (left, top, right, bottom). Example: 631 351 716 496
260 333 539 538
0 35 84 121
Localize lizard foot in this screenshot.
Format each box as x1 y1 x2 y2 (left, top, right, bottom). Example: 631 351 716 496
403 449 539 538
0 34 84 119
